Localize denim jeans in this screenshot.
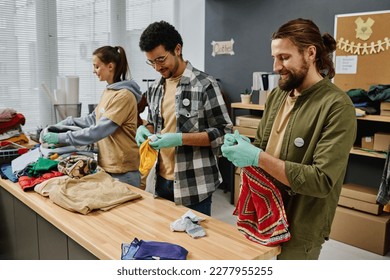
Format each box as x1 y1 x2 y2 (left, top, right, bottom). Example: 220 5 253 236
156 175 213 216
110 170 141 188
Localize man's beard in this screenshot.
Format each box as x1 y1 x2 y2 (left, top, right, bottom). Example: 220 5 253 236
161 56 180 79
278 59 309 91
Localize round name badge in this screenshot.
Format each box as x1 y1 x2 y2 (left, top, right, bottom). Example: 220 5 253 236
294 137 304 147
182 98 190 106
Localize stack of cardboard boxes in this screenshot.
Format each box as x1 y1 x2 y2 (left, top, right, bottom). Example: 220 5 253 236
380 101 390 116
361 132 390 152
233 115 261 137
330 183 390 255
361 102 390 151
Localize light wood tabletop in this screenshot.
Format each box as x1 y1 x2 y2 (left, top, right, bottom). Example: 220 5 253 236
0 178 280 260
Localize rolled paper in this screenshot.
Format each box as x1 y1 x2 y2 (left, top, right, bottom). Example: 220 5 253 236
54 89 66 104
57 76 66 91
65 75 79 104
53 89 67 120
65 76 80 117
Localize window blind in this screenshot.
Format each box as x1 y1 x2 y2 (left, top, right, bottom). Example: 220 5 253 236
0 0 174 133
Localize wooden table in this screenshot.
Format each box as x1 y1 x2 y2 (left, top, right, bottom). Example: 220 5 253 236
0 178 280 260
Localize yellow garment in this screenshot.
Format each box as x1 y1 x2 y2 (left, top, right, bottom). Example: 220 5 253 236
266 91 299 158
159 75 181 180
139 139 158 175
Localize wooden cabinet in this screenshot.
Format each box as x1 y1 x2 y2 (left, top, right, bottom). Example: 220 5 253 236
0 187 98 260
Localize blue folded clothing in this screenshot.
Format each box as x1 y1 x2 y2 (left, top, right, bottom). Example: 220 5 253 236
121 238 188 260
1 163 18 182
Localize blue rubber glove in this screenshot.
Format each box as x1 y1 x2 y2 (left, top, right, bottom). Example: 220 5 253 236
149 133 183 150
43 132 59 144
136 125 152 146
221 130 262 167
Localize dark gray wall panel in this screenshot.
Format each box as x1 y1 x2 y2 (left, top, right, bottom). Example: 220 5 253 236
205 0 390 102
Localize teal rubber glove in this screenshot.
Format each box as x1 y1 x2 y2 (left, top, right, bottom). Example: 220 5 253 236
43 132 59 144
224 132 251 147
136 125 152 146
149 133 183 150
221 130 262 167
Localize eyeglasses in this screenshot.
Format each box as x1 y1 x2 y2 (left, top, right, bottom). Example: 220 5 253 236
146 52 170 66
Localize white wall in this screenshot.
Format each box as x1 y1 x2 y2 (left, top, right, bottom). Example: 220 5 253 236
175 0 205 70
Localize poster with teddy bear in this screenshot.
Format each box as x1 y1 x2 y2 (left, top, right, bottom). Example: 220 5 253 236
333 10 390 91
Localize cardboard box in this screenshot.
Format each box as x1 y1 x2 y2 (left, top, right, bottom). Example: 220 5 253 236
380 102 390 116
341 183 378 204
338 196 383 215
235 115 261 128
339 183 383 215
361 136 374 150
233 126 257 138
373 132 390 151
330 206 390 255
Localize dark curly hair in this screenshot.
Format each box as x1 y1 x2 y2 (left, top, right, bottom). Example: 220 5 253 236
272 18 336 78
139 21 183 56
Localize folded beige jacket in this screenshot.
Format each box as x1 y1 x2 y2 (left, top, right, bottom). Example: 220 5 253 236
35 171 141 214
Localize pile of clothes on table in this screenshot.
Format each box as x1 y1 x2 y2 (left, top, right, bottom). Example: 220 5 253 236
1 124 141 215
0 107 29 145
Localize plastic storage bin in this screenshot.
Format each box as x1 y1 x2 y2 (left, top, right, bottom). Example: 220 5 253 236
0 142 28 164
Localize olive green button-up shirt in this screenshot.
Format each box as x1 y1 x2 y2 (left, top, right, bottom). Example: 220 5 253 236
254 78 357 240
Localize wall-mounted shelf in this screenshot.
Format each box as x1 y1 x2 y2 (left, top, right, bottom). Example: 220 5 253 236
229 101 389 205
350 147 387 159
231 102 389 159
357 115 390 123
231 102 265 110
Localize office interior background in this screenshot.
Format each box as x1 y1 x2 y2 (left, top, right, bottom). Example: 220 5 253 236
2 0 388 132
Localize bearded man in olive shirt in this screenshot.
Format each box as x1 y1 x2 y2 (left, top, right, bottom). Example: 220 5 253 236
222 18 357 259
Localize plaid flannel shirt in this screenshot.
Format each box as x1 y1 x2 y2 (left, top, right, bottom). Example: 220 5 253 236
146 62 233 206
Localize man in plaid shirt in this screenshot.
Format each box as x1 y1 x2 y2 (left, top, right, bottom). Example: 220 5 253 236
137 21 232 215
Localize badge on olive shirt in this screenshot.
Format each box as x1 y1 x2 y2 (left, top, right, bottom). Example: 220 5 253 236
294 137 304 147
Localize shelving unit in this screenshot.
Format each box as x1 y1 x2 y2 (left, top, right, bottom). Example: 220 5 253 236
353 114 390 159
357 115 390 123
231 102 389 157
231 102 264 135
350 147 386 159
229 102 389 203
231 102 265 111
